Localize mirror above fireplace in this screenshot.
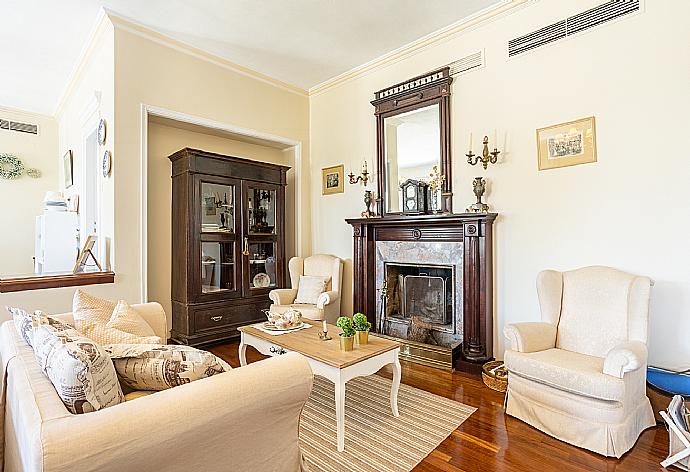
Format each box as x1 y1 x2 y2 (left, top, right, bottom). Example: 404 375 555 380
371 67 453 215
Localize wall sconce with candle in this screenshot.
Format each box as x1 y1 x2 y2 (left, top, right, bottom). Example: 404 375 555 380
466 131 501 170
348 160 370 186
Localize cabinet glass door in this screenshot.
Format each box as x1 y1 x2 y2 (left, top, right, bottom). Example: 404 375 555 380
201 182 234 233
245 240 277 290
200 241 236 293
247 186 276 235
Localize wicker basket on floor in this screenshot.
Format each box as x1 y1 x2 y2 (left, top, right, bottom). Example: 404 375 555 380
482 361 508 393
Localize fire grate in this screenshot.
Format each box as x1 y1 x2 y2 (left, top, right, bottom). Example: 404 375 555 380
402 274 448 325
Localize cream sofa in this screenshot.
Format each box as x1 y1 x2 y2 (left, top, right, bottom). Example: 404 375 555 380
0 303 313 472
269 255 343 324
504 266 656 458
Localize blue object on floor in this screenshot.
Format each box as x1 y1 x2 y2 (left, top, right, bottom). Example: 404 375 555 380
647 366 690 396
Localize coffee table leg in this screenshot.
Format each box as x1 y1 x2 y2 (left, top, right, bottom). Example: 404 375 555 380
335 375 346 452
239 334 248 367
391 352 401 417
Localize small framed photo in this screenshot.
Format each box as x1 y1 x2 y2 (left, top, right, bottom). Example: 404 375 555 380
536 116 597 171
322 164 344 195
63 150 73 188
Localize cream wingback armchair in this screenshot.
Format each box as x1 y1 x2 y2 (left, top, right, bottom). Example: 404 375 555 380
269 255 343 324
503 266 655 458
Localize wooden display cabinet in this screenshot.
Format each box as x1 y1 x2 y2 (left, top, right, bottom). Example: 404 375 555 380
168 148 289 346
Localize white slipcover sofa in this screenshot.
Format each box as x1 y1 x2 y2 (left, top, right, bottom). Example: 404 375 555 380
504 266 656 458
0 303 313 472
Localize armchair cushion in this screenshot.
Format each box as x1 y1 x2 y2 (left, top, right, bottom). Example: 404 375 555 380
505 348 625 401
316 290 339 309
269 288 297 306
504 322 557 353
270 304 324 321
294 275 328 304
603 340 648 378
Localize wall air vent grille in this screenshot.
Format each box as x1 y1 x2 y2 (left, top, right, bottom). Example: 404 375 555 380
509 0 641 57
449 50 485 76
0 119 39 135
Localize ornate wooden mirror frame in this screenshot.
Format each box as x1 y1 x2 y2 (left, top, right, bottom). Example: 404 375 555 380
371 67 453 216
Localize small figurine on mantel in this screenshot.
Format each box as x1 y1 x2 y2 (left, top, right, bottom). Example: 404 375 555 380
361 190 376 218
466 177 490 213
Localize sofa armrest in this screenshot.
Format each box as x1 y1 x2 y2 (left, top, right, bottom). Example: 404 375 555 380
269 288 297 306
316 290 339 309
603 340 647 378
41 352 313 472
504 322 557 353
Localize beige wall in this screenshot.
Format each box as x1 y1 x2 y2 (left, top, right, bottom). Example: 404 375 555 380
309 0 690 369
0 107 59 276
147 121 296 327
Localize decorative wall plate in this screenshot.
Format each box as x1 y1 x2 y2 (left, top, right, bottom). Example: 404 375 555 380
98 118 107 145
253 272 271 288
102 150 112 177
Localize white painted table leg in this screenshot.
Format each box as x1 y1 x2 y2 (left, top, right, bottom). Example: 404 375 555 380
335 374 346 452
239 333 248 366
390 350 401 417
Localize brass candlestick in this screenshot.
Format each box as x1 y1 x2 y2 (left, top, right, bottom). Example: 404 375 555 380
318 331 332 341
466 136 500 170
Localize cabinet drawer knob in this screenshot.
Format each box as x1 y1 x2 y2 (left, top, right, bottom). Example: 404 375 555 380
211 315 223 322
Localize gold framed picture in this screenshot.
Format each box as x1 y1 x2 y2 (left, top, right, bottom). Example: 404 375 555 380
322 164 344 195
536 116 597 170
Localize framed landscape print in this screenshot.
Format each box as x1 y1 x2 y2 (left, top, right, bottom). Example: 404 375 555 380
322 164 344 195
536 116 597 170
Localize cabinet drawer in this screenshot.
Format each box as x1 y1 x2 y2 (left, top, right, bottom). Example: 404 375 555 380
193 304 265 332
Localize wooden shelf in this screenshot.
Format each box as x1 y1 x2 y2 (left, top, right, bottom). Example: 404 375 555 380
0 272 115 293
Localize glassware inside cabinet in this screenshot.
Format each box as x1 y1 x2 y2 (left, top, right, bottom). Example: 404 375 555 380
248 187 276 234
201 182 234 233
247 241 277 289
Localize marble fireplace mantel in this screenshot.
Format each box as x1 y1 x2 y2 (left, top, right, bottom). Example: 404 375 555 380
345 213 497 372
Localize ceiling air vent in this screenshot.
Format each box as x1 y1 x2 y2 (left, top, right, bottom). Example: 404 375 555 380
0 118 39 135
509 0 641 57
449 50 485 76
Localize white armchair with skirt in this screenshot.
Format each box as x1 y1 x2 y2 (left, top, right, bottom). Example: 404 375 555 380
503 266 656 458
269 255 343 325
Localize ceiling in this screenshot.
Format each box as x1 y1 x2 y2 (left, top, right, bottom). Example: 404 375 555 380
0 0 502 115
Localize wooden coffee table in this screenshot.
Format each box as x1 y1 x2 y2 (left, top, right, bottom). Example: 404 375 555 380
238 323 401 452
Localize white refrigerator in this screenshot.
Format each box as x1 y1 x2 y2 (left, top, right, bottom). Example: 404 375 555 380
34 212 79 274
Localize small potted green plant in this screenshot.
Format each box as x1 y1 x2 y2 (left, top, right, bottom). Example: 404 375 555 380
353 312 372 345
336 316 356 351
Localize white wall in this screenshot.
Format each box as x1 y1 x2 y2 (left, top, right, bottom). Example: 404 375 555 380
146 121 296 328
309 0 690 370
0 107 59 276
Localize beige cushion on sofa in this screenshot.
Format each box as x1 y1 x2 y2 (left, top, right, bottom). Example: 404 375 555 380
32 319 124 414
73 289 117 324
505 348 625 401
104 344 231 391
77 321 162 345
108 300 157 337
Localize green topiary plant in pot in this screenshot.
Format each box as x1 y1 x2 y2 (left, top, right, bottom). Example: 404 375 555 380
353 312 372 345
336 316 356 351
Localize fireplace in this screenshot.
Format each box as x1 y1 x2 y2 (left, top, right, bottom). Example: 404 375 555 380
347 213 496 372
383 262 454 330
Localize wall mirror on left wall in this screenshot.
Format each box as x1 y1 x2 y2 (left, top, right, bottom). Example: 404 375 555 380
0 109 114 293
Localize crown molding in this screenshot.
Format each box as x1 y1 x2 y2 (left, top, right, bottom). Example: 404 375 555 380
53 8 111 118
308 0 533 97
105 10 308 98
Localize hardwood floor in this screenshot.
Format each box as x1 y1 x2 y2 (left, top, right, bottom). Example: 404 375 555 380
210 342 670 472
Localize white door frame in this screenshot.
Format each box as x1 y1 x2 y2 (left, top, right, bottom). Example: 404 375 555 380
78 95 104 263
139 104 303 303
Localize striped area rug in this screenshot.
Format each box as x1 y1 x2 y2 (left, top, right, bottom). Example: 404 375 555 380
299 375 476 472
